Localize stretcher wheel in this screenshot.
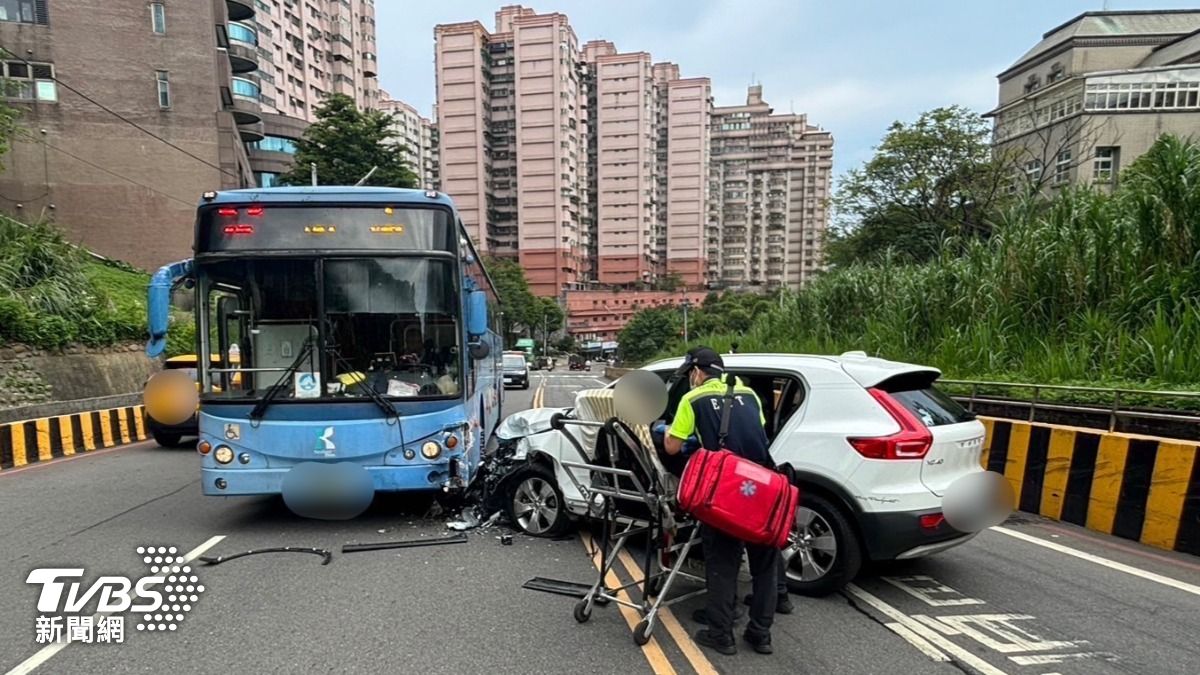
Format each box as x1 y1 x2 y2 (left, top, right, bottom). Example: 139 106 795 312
633 618 654 646
573 599 592 623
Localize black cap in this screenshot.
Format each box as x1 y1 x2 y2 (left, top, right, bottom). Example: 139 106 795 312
674 346 725 379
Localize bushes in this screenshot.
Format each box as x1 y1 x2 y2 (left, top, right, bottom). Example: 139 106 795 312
0 215 148 349
652 134 1200 388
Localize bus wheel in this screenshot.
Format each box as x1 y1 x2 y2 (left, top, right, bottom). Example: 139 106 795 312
153 431 183 447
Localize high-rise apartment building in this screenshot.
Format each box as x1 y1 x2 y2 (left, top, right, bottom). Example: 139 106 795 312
246 0 380 187
0 0 258 269
660 68 711 288
709 85 832 291
380 92 439 189
989 10 1200 190
435 5 588 297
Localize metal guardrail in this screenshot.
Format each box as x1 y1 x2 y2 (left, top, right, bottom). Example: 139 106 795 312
940 379 1200 432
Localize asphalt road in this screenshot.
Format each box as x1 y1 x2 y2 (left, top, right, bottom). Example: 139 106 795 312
1 370 1198 674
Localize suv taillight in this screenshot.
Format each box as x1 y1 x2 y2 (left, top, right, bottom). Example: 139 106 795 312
848 388 932 460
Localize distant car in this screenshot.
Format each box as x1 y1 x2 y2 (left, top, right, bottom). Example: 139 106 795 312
503 352 530 389
496 351 987 597
145 354 242 447
569 360 589 371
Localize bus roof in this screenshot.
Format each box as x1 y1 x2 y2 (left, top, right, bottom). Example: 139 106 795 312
201 186 456 208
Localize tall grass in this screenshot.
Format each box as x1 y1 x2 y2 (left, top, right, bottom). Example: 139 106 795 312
663 135 1200 388
0 215 147 348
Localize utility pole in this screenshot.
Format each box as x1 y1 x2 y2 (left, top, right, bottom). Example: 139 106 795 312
681 293 691 344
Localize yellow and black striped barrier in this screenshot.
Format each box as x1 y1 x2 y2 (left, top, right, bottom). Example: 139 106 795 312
0 405 148 471
981 417 1199 556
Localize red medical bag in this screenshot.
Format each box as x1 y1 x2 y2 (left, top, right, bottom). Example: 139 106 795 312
677 447 799 549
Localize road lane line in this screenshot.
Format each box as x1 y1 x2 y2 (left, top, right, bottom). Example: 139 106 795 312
846 583 1010 675
989 525 1200 597
614 548 718 675
0 441 156 478
578 532 677 675
884 622 952 662
5 535 226 675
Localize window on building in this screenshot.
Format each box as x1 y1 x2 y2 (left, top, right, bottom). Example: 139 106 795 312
3 61 56 101
1094 147 1119 183
1023 159 1043 183
1084 79 1200 111
0 0 47 24
156 70 170 109
255 171 280 188
1053 149 1072 185
1024 73 1041 94
150 2 166 34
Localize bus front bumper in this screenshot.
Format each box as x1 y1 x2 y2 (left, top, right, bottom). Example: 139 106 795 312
201 462 466 496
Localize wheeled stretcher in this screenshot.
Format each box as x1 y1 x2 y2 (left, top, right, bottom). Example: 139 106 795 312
549 388 705 646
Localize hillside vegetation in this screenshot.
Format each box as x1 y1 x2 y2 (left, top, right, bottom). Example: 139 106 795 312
637 135 1200 391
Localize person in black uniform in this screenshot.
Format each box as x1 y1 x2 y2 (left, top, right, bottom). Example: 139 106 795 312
659 346 781 656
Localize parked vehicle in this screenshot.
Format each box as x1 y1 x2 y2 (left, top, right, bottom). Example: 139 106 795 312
503 352 530 389
495 351 987 596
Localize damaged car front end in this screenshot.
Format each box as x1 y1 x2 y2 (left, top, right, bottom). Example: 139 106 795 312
480 405 595 537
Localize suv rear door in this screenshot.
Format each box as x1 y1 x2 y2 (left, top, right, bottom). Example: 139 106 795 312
875 372 984 496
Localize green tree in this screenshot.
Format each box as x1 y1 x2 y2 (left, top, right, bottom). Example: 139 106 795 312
482 256 562 346
830 105 1009 265
553 334 578 354
618 306 680 364
279 94 417 188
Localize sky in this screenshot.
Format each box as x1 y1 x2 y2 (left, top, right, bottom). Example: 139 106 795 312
376 0 1200 181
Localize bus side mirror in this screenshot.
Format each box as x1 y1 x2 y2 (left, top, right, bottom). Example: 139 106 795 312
146 259 193 358
466 289 488 338
466 289 490 361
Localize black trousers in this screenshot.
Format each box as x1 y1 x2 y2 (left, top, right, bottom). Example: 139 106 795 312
701 524 778 640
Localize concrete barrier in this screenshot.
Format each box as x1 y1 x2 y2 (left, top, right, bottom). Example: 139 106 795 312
0 404 149 471
981 417 1199 556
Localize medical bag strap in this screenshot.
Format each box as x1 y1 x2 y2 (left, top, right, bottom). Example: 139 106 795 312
717 375 737 448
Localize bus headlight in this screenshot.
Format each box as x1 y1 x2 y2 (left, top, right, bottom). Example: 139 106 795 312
421 441 442 460
214 446 234 464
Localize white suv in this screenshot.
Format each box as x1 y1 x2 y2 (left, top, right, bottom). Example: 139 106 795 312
494 352 987 596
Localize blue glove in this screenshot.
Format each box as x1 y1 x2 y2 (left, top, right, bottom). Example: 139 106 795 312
682 436 701 456
652 421 668 437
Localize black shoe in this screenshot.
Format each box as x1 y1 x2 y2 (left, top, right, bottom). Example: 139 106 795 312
694 629 737 656
743 631 773 655
743 593 794 614
692 607 746 625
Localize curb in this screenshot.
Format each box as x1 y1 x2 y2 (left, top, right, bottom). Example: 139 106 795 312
981 417 1199 556
0 405 148 471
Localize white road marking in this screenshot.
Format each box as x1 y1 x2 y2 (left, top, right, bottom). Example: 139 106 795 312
846 583 1012 675
1010 653 1117 666
883 575 986 607
883 622 951 662
990 526 1200 597
5 535 226 675
929 614 1079 654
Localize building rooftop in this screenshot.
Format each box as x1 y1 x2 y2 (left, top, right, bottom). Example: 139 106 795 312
1007 10 1200 74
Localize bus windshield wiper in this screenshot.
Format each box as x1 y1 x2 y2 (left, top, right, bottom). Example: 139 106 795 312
328 346 398 422
250 338 315 421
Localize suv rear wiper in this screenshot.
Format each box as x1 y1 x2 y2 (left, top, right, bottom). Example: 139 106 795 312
250 338 315 421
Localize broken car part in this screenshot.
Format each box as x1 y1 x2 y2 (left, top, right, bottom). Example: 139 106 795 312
522 577 611 605
199 546 333 566
341 532 468 553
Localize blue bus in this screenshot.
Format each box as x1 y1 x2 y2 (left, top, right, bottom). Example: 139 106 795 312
146 187 503 509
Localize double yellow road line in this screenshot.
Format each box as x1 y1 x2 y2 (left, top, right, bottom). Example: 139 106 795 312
578 532 718 675
531 375 547 408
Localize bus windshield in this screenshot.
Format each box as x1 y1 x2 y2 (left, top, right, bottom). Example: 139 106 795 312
199 256 461 402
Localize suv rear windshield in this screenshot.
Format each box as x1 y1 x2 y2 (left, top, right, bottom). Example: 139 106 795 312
503 355 526 369
877 372 975 427
889 387 975 427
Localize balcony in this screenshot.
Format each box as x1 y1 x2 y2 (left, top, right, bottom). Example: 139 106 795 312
227 23 260 74
238 120 265 142
362 52 378 77
228 77 262 124
226 0 254 22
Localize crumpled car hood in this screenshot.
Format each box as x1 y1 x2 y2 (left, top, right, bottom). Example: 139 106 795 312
496 406 569 440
